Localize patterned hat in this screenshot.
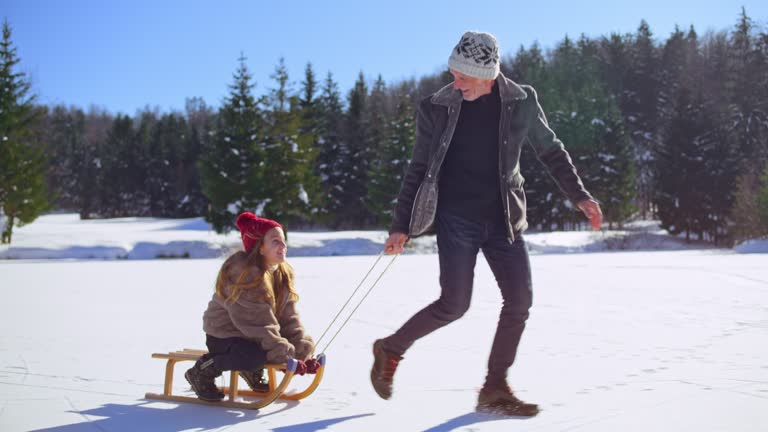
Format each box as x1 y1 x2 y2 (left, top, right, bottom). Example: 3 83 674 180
235 212 282 253
448 31 500 80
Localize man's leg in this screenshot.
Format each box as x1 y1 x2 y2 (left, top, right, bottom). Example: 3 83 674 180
382 212 483 355
477 228 537 416
481 231 533 388
372 213 483 399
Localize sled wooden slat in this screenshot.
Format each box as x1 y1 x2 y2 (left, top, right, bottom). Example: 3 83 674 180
145 348 326 410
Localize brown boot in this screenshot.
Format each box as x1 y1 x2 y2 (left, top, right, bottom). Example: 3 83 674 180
476 385 539 417
370 339 402 400
184 357 225 402
240 369 270 392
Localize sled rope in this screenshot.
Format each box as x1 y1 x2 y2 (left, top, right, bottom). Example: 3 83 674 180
315 251 398 355
313 251 385 350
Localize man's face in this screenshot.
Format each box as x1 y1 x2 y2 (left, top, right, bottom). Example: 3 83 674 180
450 69 493 101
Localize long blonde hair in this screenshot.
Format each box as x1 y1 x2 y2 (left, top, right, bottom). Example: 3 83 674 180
215 237 298 313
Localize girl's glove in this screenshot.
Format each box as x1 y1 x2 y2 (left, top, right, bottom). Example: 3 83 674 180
283 358 321 375
305 358 321 374
295 360 307 376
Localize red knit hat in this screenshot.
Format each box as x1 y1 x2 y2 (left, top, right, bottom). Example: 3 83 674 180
235 212 282 253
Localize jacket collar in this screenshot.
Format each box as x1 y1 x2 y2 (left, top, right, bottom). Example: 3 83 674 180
431 72 528 106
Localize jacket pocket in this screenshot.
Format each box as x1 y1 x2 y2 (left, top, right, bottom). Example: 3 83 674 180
409 180 438 236
506 173 527 231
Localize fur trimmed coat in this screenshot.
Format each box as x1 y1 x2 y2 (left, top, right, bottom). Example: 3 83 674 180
202 253 314 363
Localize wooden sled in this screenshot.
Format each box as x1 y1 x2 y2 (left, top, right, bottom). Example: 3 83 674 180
145 348 326 409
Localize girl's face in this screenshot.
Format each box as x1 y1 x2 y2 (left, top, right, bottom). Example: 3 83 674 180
259 227 287 266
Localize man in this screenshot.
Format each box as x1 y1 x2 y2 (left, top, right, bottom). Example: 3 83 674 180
370 31 603 417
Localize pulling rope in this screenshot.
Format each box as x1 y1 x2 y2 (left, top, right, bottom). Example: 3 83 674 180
313 251 399 356
312 251 385 349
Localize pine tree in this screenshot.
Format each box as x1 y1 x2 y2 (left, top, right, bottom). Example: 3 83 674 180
685 28 739 244
583 107 636 228
521 37 580 230
655 88 710 241
507 43 557 230
658 26 687 119
731 166 764 242
757 29 768 109
338 72 371 227
414 70 453 102
625 21 661 218
653 24 742 243
700 31 730 103
315 72 346 226
182 97 214 217
198 54 265 232
503 43 546 85
715 9 768 243
757 164 768 236
598 33 632 105
164 112 198 217
367 84 415 226
578 38 635 229
681 28 740 245
81 107 112 218
727 8 768 171
298 63 322 222
728 8 757 111
367 76 390 156
527 35 635 230
363 75 391 218
46 106 87 211
0 20 50 243
260 57 315 226
44 105 102 219
701 118 740 245
132 110 157 216
144 112 189 217
98 114 138 217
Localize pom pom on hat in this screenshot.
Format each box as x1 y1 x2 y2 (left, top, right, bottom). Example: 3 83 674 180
235 212 282 253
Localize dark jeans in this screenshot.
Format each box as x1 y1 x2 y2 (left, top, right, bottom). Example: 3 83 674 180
203 334 267 372
383 212 533 388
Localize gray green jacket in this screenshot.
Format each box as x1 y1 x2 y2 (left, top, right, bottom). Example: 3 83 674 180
389 72 593 241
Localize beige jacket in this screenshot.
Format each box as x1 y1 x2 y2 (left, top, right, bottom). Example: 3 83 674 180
202 253 314 363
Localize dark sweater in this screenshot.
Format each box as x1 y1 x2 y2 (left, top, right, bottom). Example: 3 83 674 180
437 83 504 223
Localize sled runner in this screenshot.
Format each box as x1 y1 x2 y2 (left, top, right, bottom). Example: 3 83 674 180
144 348 326 409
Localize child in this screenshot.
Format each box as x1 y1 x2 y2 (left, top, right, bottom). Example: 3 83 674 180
185 212 316 401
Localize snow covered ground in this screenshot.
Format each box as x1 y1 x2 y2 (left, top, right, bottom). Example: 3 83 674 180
0 215 766 431
4 214 764 260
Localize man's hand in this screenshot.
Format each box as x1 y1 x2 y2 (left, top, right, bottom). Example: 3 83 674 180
384 232 408 255
577 199 603 231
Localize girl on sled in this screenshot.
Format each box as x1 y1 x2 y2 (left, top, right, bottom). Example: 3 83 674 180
186 212 318 401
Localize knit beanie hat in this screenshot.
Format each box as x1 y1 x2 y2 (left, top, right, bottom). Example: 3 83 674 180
448 31 500 80
235 212 282 253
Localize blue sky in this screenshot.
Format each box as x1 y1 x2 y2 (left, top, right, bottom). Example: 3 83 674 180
4 0 767 115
